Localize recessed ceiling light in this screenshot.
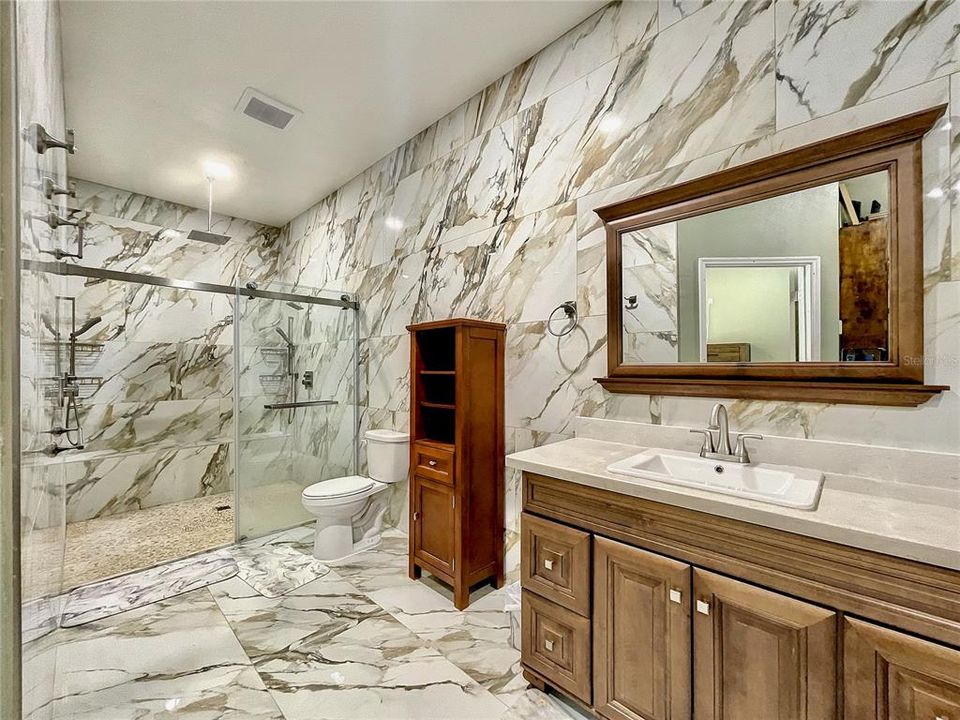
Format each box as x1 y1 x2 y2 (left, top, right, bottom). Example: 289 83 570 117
202 160 232 180
385 216 404 230
927 187 945 199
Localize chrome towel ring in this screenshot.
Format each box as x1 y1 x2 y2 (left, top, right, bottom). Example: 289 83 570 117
547 300 578 337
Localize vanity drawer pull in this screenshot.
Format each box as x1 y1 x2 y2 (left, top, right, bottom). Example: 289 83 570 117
428 460 437 466
696 600 711 616
544 559 554 571
669 589 682 604
544 639 554 652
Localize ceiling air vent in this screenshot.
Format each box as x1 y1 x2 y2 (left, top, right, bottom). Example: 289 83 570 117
235 87 301 130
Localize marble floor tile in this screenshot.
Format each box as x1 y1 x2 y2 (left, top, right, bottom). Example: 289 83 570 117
212 570 507 720
30 524 593 720
228 541 330 598
61 549 238 627
209 573 387 662
256 612 507 720
24 588 283 720
324 528 410 594
367 579 526 705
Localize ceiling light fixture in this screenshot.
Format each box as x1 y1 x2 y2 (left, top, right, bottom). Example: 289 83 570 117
202 160 232 181
385 216 404 230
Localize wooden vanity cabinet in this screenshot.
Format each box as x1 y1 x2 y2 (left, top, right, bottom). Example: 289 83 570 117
593 536 691 720
693 569 836 720
519 472 960 720
843 618 960 719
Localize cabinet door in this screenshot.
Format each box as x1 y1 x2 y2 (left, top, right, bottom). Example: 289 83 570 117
844 617 960 719
692 569 837 720
594 536 691 720
412 475 455 575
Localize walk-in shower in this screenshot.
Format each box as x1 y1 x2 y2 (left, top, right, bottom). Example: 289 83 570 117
21 259 360 589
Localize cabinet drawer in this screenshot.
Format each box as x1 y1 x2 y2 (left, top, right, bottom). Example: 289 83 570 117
522 590 591 704
522 513 591 616
413 442 454 485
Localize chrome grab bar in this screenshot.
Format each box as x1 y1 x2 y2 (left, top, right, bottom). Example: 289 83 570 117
263 400 338 410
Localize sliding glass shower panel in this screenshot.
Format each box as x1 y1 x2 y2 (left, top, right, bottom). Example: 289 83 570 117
234 279 358 541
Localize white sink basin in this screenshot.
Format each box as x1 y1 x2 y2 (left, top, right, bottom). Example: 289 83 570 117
606 448 824 510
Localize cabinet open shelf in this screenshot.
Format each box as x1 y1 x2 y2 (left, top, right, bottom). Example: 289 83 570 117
420 370 456 376
420 401 455 410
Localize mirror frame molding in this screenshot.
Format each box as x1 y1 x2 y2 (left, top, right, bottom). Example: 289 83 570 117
596 106 949 407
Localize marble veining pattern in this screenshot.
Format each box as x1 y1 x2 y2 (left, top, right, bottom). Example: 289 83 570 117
228 541 331 598
59 550 238 628
27 528 587 720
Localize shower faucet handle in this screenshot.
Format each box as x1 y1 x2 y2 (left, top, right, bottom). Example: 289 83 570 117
23 123 76 154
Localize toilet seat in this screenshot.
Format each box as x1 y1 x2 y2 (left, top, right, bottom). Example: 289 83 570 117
302 475 376 501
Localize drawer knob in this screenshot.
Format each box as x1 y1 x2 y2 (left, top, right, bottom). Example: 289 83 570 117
428 460 438 467
696 600 710 616
544 639 554 652
669 589 682 604
543 559 554 571
413 511 420 521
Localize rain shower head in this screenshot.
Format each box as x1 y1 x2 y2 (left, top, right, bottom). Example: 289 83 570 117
188 176 231 245
187 229 230 245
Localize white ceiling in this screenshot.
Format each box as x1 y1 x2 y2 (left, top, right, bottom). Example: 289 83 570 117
60 1 605 227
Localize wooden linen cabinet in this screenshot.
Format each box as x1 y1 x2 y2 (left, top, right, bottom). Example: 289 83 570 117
407 318 505 610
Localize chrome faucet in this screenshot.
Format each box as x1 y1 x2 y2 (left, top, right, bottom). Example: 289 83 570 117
690 403 763 464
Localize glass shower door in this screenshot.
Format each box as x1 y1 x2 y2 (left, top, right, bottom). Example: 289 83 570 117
234 279 358 541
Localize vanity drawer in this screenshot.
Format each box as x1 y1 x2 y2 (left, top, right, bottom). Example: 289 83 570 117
521 512 591 616
413 442 454 485
522 590 591 704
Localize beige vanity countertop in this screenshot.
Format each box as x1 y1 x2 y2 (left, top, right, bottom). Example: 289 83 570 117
506 437 960 571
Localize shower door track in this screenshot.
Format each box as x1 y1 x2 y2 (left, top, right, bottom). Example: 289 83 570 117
21 259 359 309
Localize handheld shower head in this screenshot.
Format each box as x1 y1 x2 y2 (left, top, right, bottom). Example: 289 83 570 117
71 315 103 339
275 326 293 346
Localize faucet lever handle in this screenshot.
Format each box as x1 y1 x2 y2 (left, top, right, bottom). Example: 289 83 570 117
689 428 715 456
734 433 763 462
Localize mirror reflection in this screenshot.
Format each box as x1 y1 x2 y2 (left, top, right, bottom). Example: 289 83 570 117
621 170 891 364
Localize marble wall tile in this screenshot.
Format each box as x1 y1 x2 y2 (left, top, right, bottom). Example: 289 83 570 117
78 397 231 454
514 0 775 218
282 2 960 549
660 0 713 30
397 100 471 179
62 443 231 523
505 315 607 435
367 334 410 413
775 0 959 129
436 120 518 247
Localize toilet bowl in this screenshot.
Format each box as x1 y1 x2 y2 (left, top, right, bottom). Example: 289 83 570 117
301 429 409 562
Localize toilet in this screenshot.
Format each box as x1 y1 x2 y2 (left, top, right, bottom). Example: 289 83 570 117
301 429 409 562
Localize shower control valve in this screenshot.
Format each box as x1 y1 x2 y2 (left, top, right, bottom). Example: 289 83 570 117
301 371 314 390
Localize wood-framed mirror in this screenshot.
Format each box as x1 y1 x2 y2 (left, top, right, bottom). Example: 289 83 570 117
596 106 949 407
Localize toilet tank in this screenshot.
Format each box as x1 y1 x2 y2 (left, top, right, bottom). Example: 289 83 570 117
365 429 410 483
